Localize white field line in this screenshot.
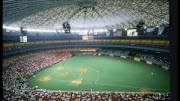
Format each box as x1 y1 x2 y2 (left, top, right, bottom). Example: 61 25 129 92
78 72 83 78
89 67 100 84
95 71 99 83
40 77 167 91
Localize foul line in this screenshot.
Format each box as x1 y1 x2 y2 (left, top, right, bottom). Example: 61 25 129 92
38 77 167 91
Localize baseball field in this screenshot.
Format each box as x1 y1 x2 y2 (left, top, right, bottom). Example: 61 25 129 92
27 54 170 92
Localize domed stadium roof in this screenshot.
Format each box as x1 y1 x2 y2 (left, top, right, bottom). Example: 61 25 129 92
3 0 169 30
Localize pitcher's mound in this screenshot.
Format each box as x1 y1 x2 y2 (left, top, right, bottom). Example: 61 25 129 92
71 78 83 85
62 71 70 77
79 67 88 73
39 76 51 82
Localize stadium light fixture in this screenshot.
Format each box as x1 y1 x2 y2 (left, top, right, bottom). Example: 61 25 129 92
113 29 117 32
3 25 20 31
3 25 107 34
144 26 147 29
26 28 56 33
3 25 57 33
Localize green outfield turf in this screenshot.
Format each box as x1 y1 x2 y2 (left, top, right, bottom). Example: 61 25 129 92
27 54 170 92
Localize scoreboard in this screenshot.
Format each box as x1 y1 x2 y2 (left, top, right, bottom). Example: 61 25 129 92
20 35 27 42
127 29 138 36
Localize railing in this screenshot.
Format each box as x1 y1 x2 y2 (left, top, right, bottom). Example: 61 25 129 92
3 38 170 57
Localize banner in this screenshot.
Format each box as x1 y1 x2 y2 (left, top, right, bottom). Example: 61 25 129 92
146 61 152 64
121 55 127 59
162 65 169 70
134 57 141 62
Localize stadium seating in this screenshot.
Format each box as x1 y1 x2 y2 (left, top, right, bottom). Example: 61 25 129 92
3 89 169 101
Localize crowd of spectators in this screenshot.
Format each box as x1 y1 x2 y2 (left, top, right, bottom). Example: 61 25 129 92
4 89 170 101
140 54 170 67
100 49 130 57
3 49 71 100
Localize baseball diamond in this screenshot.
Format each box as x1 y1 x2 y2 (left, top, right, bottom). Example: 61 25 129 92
27 54 169 92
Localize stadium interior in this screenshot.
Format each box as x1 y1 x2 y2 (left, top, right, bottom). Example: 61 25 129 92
3 0 170 100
